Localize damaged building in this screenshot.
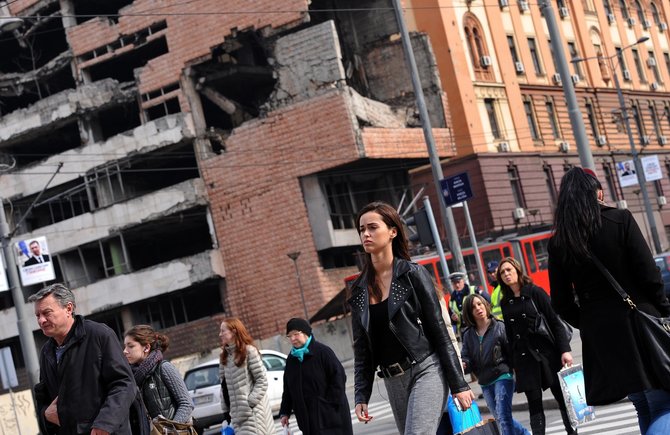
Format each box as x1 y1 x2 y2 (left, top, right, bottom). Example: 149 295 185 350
0 0 456 387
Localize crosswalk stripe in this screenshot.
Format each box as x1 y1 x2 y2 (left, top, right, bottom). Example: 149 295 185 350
275 401 397 434
546 403 639 435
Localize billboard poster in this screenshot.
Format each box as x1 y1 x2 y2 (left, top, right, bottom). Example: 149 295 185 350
641 155 662 182
15 236 55 286
616 159 638 187
616 156 662 188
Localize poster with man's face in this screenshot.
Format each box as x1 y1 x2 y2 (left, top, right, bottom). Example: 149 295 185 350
16 236 55 286
616 159 638 187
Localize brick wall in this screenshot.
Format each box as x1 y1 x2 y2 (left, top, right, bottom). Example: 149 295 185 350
201 89 361 338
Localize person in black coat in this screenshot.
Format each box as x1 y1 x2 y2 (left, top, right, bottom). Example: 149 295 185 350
30 283 137 435
497 257 575 435
548 167 670 435
279 318 353 435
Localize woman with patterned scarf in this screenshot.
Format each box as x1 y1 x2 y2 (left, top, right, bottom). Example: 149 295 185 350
123 325 194 424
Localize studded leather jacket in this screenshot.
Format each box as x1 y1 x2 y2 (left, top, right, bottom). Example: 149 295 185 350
348 258 470 405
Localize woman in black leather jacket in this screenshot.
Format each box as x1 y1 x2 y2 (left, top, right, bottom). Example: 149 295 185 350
349 201 473 434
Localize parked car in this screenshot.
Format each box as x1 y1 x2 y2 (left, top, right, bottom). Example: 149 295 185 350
654 252 670 297
183 349 287 433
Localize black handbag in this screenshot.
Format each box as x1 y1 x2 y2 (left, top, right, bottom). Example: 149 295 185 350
529 298 573 344
591 255 670 390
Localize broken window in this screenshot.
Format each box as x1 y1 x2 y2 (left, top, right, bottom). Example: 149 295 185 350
12 142 199 232
2 121 81 169
59 235 130 288
130 279 223 330
82 22 169 83
71 0 134 24
193 31 275 130
96 100 141 140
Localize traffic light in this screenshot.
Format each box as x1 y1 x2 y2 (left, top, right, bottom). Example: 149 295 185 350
405 208 435 247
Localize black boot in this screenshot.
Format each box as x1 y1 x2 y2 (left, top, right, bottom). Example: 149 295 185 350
530 413 545 435
559 408 578 435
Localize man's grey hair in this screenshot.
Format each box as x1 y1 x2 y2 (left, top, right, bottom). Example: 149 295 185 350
28 283 76 310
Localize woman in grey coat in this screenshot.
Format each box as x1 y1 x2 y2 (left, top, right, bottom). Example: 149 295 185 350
219 318 275 435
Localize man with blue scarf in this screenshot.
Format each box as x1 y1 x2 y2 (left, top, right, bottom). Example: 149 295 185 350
279 318 353 435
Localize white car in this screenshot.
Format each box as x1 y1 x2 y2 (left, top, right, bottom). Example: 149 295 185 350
183 349 287 432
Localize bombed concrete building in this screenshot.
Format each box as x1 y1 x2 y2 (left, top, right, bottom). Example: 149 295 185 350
0 0 456 385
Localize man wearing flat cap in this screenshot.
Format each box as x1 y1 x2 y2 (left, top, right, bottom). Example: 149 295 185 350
279 318 353 435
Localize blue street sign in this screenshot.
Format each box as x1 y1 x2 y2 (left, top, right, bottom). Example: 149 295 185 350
440 172 473 206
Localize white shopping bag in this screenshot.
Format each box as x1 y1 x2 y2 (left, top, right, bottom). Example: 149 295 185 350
558 364 596 430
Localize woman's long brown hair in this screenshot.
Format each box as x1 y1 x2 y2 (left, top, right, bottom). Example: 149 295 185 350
219 318 257 367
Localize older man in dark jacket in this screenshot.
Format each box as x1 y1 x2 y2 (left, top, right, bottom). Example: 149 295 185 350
279 318 353 435
30 283 137 435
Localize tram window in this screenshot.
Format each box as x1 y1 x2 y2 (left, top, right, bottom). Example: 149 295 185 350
482 250 503 267
463 254 481 287
524 242 537 273
533 238 550 270
503 246 511 257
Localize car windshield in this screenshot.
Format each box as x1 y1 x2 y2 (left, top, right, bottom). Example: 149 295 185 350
184 365 219 390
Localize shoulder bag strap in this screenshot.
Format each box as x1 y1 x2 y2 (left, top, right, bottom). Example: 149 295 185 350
589 255 638 309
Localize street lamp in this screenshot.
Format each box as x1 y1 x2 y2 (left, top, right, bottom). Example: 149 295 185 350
287 251 309 320
573 36 663 254
0 17 23 33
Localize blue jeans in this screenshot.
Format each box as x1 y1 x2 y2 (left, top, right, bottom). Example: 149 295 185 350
481 378 530 435
629 389 670 435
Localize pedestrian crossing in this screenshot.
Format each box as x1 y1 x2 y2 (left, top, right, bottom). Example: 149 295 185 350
274 399 398 434
546 401 640 435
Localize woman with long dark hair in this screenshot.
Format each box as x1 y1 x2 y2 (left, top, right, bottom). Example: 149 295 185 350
218 318 275 435
349 201 473 434
548 167 670 435
123 325 194 423
497 257 574 435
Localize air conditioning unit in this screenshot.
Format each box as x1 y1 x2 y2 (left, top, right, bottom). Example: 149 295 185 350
480 55 492 67
519 0 530 12
598 135 607 146
559 142 570 152
660 135 667 145
642 135 651 145
660 22 668 31
623 70 632 81
607 13 616 23
651 82 659 90
498 142 511 152
513 207 526 220
658 196 667 206
515 62 525 73
648 57 657 67
559 6 569 17
552 73 562 84
499 0 509 7
571 74 581 84
616 200 628 209
628 17 636 26
643 19 651 29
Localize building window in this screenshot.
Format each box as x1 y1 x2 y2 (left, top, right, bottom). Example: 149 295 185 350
464 13 494 81
664 104 670 129
546 99 561 138
585 101 600 140
616 47 628 78
635 0 646 22
619 0 630 19
664 53 670 79
603 164 620 201
508 165 527 208
632 49 646 82
649 51 662 83
651 2 662 24
524 99 541 140
632 103 646 141
543 163 558 206
650 102 663 139
604 0 613 15
655 179 664 198
485 98 502 139
508 35 520 64
528 38 543 75
568 42 582 78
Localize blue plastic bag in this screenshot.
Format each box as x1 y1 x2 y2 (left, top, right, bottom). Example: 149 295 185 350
221 421 235 435
447 395 482 434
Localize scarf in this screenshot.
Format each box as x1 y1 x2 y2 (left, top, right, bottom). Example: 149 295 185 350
290 335 312 362
132 349 163 385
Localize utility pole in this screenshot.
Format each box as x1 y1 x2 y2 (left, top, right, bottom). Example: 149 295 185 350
540 0 595 172
0 199 40 388
391 0 467 273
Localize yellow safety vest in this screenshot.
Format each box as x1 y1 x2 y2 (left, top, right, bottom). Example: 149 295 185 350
491 285 503 320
